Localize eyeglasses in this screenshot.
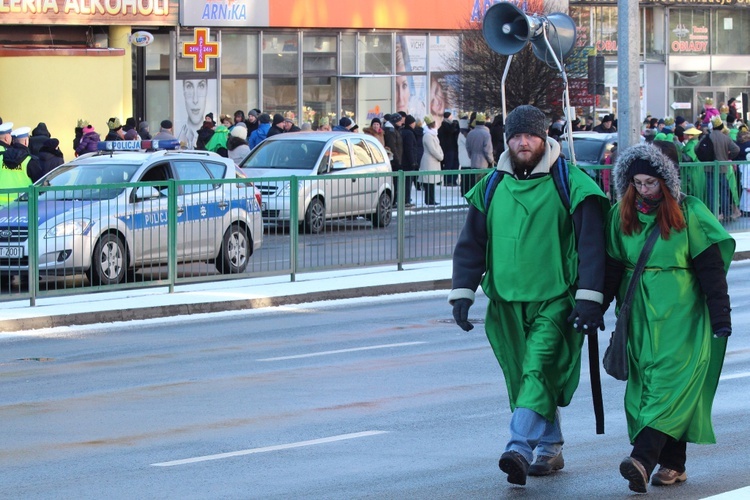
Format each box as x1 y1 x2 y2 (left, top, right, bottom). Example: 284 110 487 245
631 179 660 190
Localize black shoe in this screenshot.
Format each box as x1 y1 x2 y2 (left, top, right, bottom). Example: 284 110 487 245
620 456 648 493
499 450 530 485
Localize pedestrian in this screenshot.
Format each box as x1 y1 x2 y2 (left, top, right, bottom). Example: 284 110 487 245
227 123 251 166
123 117 137 133
249 113 272 149
465 112 494 172
449 104 608 487
593 114 616 133
29 122 51 156
438 111 459 186
680 127 704 200
245 109 259 135
196 119 215 150
152 120 177 141
284 112 301 133
205 124 229 157
73 119 87 152
419 115 443 205
267 114 286 138
138 121 152 140
707 116 740 221
400 115 419 208
76 125 100 156
333 117 354 132
0 121 12 151
490 114 505 163
105 117 125 141
124 129 139 141
363 118 385 147
37 138 64 176
0 127 38 201
603 143 734 494
457 115 474 196
317 116 331 132
384 113 404 206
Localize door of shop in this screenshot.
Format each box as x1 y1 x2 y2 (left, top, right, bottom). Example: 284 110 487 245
695 88 725 125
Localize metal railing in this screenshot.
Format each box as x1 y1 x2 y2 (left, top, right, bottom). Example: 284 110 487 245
1 161 747 305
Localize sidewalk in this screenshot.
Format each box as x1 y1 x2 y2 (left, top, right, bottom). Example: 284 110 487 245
1 232 749 333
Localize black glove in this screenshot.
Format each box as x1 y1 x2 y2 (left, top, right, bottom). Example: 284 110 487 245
452 299 474 332
567 299 605 334
713 326 732 338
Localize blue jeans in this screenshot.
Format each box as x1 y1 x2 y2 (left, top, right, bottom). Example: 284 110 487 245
505 407 564 464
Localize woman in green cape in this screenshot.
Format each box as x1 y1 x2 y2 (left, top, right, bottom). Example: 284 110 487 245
604 143 734 494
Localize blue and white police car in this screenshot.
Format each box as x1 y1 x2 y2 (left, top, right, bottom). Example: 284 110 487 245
0 140 263 285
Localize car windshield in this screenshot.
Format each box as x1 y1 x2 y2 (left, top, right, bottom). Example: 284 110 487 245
562 138 606 164
35 162 140 201
242 140 326 170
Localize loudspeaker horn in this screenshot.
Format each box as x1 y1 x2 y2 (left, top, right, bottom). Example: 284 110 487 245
482 2 538 56
530 13 577 68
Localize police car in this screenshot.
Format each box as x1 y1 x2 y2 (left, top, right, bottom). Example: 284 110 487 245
0 140 263 285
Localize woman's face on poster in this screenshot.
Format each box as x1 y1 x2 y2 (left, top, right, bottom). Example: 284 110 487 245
184 79 208 126
396 75 410 114
430 78 446 118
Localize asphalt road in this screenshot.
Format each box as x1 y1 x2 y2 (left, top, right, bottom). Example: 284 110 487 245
2 266 750 499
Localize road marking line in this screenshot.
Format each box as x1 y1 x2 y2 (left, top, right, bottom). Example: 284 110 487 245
702 485 750 499
151 430 389 467
256 341 427 361
720 371 750 381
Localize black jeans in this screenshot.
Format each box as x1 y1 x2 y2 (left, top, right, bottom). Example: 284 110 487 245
631 427 687 476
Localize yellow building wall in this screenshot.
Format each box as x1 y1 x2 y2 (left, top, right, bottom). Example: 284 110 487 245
0 52 129 161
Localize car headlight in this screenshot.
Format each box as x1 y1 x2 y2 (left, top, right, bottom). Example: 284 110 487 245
45 219 92 238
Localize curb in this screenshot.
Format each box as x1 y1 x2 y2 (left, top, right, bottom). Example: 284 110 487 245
0 279 453 332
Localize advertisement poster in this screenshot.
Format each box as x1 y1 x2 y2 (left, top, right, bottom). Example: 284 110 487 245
174 77 218 149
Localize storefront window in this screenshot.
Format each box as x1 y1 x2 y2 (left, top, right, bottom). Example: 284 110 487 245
669 9 710 55
303 76 336 129
262 32 298 74
713 72 750 87
303 34 337 73
222 33 258 74
642 7 665 59
145 80 169 131
712 9 750 55
222 79 259 117
145 34 170 77
359 33 392 74
592 6 618 55
672 71 710 87
341 33 356 74
263 77 297 117
341 78 356 121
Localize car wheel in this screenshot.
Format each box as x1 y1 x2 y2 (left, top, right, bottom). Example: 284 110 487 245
87 232 127 286
216 223 252 274
303 198 325 234
370 191 393 228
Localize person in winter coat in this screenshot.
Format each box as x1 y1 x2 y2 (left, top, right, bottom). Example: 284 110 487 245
680 127 704 200
363 118 385 147
438 111 460 186
37 138 65 176
267 114 286 138
249 113 272 149
413 119 424 166
465 112 494 170
105 117 125 141
195 120 215 150
205 125 229 157
400 115 419 207
490 114 505 163
603 143 734 494
152 120 177 141
138 121 152 140
736 129 750 215
0 127 39 204
76 125 100 156
384 113 404 205
457 116 475 196
707 116 740 221
419 115 444 205
450 105 608 487
245 109 260 135
227 123 251 166
29 122 51 156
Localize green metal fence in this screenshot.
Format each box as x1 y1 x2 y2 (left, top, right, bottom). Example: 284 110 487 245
1 161 747 305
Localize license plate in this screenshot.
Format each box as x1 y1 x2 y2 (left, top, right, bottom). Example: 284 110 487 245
0 246 24 258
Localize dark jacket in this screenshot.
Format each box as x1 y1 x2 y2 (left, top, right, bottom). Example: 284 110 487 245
38 145 65 176
196 127 214 150
267 124 286 138
400 126 419 170
105 130 121 141
438 119 459 154
414 125 425 166
29 123 51 157
249 122 272 149
490 116 505 162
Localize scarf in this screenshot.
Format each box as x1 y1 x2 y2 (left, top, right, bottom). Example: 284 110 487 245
635 190 663 214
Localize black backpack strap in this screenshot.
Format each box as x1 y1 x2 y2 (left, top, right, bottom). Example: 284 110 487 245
551 156 571 210
483 169 507 209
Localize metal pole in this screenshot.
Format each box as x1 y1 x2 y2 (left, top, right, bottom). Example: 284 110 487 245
501 55 513 151
617 0 640 151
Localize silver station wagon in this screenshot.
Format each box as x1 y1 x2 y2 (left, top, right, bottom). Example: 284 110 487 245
240 132 393 234
0 141 263 285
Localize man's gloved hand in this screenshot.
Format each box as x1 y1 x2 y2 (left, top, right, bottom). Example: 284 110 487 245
713 326 732 338
567 299 605 334
452 299 474 332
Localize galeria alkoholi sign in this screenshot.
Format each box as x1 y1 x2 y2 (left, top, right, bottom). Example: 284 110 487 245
0 0 179 24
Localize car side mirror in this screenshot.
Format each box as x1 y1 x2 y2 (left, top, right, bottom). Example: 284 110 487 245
133 186 163 201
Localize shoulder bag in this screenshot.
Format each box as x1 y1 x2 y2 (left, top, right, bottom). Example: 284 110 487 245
603 225 661 381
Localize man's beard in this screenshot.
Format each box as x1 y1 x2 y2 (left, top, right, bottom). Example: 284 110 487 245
509 144 546 175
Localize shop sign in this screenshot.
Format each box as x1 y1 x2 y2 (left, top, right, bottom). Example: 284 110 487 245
643 0 750 7
182 28 220 72
670 24 709 53
181 0 268 27
130 31 154 46
595 40 617 53
0 0 179 25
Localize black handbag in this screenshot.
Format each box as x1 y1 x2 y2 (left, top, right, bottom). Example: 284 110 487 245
603 225 661 381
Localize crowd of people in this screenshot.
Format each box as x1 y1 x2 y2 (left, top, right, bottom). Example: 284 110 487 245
449 103 734 494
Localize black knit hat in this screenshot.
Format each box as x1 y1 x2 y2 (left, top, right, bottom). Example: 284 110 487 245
404 115 416 126
259 113 271 124
370 117 381 126
627 158 663 180
505 105 547 141
272 113 284 126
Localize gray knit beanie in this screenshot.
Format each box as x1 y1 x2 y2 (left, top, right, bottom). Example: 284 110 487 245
505 105 547 141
